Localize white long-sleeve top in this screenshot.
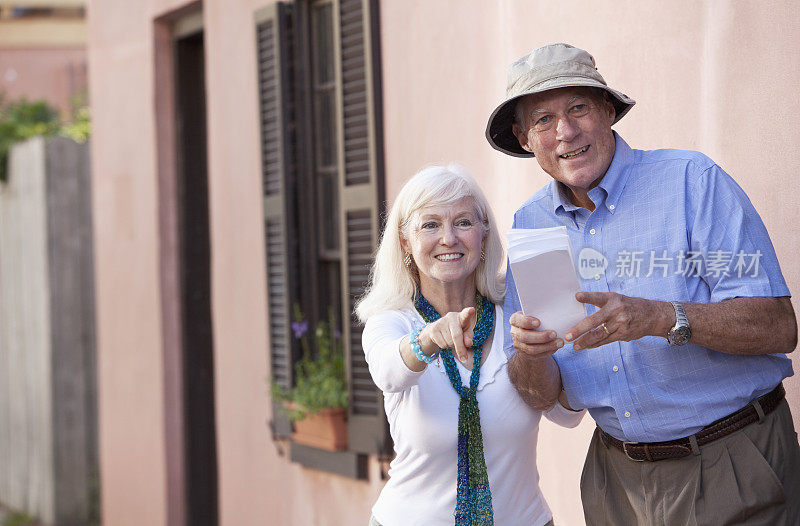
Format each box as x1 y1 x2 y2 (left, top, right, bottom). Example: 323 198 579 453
363 304 584 526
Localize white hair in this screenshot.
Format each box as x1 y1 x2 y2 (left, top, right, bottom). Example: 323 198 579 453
355 163 505 322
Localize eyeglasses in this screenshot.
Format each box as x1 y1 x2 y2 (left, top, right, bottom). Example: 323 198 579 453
528 101 594 133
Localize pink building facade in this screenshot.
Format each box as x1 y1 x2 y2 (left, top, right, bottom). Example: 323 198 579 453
86 1 800 524
0 5 87 117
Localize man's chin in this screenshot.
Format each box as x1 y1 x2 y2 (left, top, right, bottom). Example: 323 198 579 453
557 172 602 191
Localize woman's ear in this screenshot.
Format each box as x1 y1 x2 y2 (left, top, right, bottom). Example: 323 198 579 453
399 233 409 253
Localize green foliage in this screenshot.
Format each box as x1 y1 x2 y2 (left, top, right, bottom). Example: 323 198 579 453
3 511 37 526
0 95 59 182
62 90 91 143
0 91 91 182
61 105 91 143
271 306 348 422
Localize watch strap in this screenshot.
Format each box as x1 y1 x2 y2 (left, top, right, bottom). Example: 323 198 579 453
671 301 688 326
668 301 691 345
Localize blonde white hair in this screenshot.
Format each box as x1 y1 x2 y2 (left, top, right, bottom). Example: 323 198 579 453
355 163 505 322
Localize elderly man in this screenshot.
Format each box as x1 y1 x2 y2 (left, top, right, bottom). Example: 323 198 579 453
487 43 800 525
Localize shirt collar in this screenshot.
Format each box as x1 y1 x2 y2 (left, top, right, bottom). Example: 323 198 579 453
549 131 634 215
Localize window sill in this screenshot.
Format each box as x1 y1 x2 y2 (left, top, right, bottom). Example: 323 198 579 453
289 443 368 479
271 401 369 480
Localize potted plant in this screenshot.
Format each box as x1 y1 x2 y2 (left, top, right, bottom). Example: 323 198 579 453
271 307 349 451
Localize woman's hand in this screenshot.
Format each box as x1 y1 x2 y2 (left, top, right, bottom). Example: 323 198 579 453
419 307 477 362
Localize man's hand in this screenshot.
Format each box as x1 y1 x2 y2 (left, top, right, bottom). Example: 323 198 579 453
509 311 565 357
507 311 564 410
564 292 797 355
566 292 672 351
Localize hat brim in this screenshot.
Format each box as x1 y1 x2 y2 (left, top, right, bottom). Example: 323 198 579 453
485 79 636 158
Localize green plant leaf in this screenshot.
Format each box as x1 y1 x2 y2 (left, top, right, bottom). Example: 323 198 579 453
269 307 348 422
0 94 91 182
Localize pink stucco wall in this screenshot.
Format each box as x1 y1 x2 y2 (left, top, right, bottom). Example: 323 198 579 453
87 1 800 525
0 47 86 117
87 1 166 524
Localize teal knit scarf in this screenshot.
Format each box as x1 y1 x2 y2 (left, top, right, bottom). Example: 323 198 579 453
414 291 494 525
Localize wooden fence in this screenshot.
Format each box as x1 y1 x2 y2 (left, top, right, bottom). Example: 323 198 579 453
0 136 97 525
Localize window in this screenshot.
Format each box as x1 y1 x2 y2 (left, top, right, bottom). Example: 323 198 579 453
255 0 388 475
4 7 85 19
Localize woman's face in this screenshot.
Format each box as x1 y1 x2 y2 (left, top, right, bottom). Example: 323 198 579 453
401 196 485 294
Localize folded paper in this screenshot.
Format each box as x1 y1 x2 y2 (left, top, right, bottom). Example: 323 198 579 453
507 226 586 338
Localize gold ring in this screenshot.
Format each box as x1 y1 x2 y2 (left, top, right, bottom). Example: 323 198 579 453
601 323 611 336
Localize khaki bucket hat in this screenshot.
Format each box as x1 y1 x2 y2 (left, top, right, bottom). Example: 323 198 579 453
485 43 635 158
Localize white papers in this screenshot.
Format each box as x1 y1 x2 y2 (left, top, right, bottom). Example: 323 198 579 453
507 226 586 338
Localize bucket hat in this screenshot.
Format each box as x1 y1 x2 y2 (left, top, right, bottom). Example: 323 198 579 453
485 43 635 158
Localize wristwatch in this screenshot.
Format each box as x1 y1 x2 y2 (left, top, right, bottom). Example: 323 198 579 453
666 302 692 346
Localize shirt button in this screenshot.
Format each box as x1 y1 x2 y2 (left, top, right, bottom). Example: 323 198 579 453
609 204 616 210
589 228 596 235
594 274 601 280
624 411 631 418
612 365 619 372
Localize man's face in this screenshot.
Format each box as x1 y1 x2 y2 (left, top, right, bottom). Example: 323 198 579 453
513 87 616 206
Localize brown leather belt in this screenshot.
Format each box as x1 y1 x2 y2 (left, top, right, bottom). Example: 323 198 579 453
600 383 785 462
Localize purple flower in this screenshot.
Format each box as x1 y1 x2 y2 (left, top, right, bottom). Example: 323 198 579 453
291 320 308 339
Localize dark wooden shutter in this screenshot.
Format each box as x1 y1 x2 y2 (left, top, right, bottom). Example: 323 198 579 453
255 2 298 438
335 0 389 455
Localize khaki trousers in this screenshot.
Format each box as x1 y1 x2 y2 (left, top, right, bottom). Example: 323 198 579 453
581 400 800 526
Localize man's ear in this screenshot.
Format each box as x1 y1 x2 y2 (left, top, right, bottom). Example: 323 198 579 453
603 96 616 124
512 122 534 153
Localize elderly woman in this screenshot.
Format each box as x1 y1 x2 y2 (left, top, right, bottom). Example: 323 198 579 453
355 164 583 526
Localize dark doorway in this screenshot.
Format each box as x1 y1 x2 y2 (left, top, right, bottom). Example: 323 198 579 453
174 30 218 526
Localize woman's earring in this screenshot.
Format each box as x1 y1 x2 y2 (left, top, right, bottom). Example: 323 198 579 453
404 253 413 268
480 249 486 262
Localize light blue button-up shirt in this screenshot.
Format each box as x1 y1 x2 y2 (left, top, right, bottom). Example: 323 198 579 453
504 133 793 442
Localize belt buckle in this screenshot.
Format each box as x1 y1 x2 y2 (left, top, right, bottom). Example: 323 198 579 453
622 441 645 462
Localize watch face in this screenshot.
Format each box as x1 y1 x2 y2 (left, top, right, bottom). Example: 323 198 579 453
669 326 691 346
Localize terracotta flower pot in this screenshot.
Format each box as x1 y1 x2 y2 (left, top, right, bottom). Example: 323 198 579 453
292 407 348 451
